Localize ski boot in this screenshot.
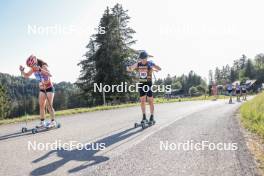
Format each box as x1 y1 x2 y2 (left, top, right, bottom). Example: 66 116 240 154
149 115 156 125
141 114 148 123
134 114 148 128
36 120 47 128
47 119 57 128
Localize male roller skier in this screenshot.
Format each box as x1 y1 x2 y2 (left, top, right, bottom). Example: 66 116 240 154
226 82 233 104
127 51 161 123
241 84 247 101
235 82 241 102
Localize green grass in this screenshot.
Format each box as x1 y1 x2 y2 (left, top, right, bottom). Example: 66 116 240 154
240 92 264 138
0 95 229 125
0 103 138 125
240 92 264 174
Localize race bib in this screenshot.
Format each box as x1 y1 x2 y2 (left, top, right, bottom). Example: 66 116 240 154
139 72 147 79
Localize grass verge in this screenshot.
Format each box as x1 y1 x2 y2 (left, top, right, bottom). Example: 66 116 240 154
0 95 229 125
240 92 264 174
240 92 264 138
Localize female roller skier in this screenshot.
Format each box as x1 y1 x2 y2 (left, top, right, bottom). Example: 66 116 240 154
19 55 56 128
211 82 218 100
127 51 161 123
235 82 241 102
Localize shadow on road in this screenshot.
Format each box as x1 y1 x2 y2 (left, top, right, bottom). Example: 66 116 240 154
31 127 142 175
0 130 34 141
0 128 58 141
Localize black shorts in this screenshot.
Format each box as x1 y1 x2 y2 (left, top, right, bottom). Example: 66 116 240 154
236 90 241 94
40 87 55 93
227 90 232 94
138 82 153 97
242 90 247 94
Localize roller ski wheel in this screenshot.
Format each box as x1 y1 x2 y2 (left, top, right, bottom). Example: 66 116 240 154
134 123 138 128
141 122 146 129
140 118 147 128
149 120 156 126
134 121 146 129
141 119 148 124
57 123 61 128
32 128 38 134
22 127 28 133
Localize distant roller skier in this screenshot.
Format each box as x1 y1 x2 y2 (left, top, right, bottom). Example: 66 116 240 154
226 83 233 104
211 82 218 101
235 83 241 102
241 84 247 101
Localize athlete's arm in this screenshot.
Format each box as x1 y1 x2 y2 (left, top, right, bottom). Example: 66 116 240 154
40 65 52 77
153 64 161 72
20 66 33 78
127 62 138 72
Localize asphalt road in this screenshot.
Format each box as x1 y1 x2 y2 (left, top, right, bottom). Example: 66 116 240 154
0 99 260 176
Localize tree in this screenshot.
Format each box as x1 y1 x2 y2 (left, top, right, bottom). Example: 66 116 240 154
76 38 97 105
172 81 182 90
255 54 264 83
0 85 11 119
214 67 221 84
208 70 214 85
244 59 255 79
239 54 247 70
255 53 264 70
164 74 172 85
28 96 37 114
222 65 231 82
189 86 198 96
154 78 163 85
77 4 136 105
196 85 207 98
230 68 236 82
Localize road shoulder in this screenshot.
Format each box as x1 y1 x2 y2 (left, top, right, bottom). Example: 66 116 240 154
236 112 264 175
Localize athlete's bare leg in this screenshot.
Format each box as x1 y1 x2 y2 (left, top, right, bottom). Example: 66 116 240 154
140 96 146 115
148 96 154 115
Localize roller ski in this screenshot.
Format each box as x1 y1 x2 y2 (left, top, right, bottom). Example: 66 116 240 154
31 120 61 134
21 127 31 133
134 115 156 129
21 120 60 134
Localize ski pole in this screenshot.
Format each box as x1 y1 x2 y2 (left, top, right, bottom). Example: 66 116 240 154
153 72 157 82
21 72 28 127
